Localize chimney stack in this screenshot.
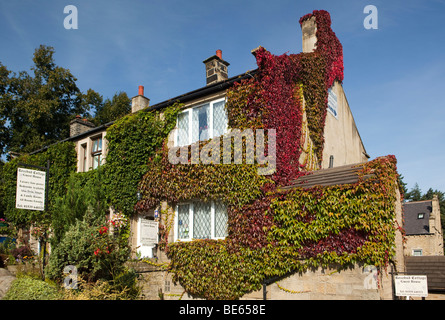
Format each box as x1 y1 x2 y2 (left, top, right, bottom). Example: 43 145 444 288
301 15 317 53
203 50 230 85
70 115 96 137
131 85 150 113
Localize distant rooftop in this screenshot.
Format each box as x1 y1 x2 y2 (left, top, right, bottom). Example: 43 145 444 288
404 200 433 235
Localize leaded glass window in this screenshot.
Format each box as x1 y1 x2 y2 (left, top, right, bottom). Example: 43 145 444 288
213 100 227 138
192 104 210 143
177 111 190 147
214 202 228 238
177 204 190 240
175 201 228 241
193 202 211 239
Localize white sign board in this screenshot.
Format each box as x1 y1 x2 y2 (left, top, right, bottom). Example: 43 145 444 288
15 168 46 211
395 275 428 297
140 219 159 246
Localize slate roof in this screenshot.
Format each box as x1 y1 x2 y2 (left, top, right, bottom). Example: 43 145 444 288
405 256 445 291
280 161 373 191
403 201 432 235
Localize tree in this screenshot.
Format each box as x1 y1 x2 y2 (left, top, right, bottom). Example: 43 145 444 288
398 174 408 197
405 183 422 202
0 45 96 158
0 64 10 156
51 168 107 245
93 91 131 126
0 45 133 158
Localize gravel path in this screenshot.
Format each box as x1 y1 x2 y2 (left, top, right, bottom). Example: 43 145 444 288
0 268 16 299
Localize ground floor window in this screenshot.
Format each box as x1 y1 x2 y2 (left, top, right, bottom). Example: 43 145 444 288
175 201 228 241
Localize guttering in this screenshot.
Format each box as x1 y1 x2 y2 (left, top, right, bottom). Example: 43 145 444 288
28 121 113 155
147 69 258 112
28 69 258 155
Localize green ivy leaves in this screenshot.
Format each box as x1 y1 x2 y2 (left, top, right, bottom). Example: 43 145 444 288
104 104 181 215
166 156 400 299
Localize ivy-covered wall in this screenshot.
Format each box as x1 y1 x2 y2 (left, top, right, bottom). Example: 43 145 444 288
0 103 181 235
1 141 77 229
0 10 404 300
133 10 404 300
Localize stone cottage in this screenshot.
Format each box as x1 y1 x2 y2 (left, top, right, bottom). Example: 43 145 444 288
403 196 443 257
26 10 405 299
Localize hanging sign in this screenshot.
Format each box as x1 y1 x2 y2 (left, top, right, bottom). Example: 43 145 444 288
15 168 46 211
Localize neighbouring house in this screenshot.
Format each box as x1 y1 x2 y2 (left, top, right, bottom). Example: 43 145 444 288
403 196 443 257
19 10 406 300
405 256 445 299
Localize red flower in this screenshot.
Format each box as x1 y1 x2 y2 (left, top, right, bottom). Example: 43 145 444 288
99 226 108 235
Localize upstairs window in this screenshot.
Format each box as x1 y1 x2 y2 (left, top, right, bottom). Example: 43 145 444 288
92 137 102 169
175 201 228 241
176 98 228 147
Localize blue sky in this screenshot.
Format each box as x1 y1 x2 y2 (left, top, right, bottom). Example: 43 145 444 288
0 0 444 193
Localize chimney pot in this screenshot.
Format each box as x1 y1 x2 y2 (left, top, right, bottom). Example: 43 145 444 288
203 50 230 86
132 85 150 113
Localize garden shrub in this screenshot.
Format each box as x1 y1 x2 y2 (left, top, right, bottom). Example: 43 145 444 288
45 216 99 281
11 245 34 260
46 209 130 283
4 276 61 300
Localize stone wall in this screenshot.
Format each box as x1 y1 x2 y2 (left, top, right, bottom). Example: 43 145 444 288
322 81 369 169
133 262 395 300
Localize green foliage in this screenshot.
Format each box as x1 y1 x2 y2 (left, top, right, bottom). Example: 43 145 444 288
45 216 99 281
167 156 400 299
51 167 108 245
4 276 61 300
168 240 265 300
104 103 181 215
0 45 89 156
61 269 140 300
46 210 130 283
1 141 76 229
296 53 328 162
160 22 400 298
93 91 131 125
136 143 270 212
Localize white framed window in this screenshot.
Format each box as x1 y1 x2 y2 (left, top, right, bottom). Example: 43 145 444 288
412 249 423 256
91 137 103 169
174 201 228 241
175 98 228 147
